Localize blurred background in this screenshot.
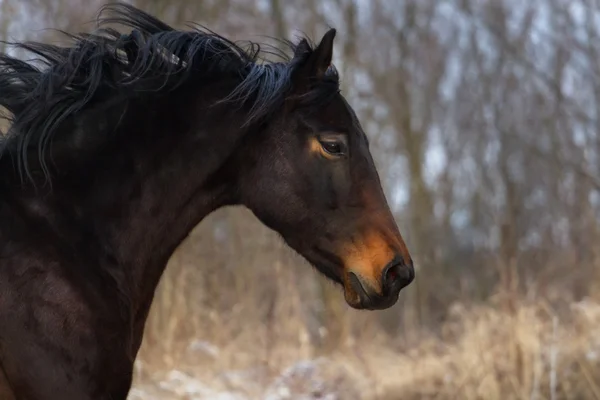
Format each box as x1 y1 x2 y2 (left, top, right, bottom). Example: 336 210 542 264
2 0 600 398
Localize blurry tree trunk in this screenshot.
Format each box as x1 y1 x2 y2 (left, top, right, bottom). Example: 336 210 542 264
0 0 13 54
0 0 13 133
270 0 286 41
394 2 433 333
398 106 433 333
490 1 526 387
131 0 174 21
339 0 357 91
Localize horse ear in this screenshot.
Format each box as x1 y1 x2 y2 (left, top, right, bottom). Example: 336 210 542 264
310 28 336 78
293 38 312 59
291 29 336 86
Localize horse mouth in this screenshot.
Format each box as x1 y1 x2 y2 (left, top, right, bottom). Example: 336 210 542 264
309 245 345 285
305 246 403 310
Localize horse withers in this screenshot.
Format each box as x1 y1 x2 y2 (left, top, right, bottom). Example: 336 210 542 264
0 3 414 399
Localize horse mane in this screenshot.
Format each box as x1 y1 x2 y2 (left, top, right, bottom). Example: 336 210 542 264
0 2 340 184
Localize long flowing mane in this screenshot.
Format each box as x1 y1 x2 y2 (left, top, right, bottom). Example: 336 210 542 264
0 2 339 184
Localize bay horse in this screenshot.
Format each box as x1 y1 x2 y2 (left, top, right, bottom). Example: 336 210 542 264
0 3 414 399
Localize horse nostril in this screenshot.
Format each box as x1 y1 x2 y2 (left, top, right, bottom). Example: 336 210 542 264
381 258 414 293
382 261 400 288
384 263 399 285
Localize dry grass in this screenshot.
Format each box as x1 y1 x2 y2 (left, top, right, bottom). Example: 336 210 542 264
131 255 600 399
354 299 600 399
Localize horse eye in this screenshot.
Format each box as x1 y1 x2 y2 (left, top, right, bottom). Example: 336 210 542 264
320 140 345 156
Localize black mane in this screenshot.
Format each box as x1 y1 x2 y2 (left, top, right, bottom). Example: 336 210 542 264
0 2 340 184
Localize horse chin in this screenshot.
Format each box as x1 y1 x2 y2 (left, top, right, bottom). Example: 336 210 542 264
342 280 401 311
342 285 365 310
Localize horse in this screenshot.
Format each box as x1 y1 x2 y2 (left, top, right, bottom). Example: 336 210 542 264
0 3 414 399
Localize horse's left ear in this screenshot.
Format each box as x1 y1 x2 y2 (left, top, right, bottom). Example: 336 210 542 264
291 28 336 85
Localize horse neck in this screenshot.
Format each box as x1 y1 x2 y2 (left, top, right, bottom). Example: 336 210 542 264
26 88 246 318
110 95 248 307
